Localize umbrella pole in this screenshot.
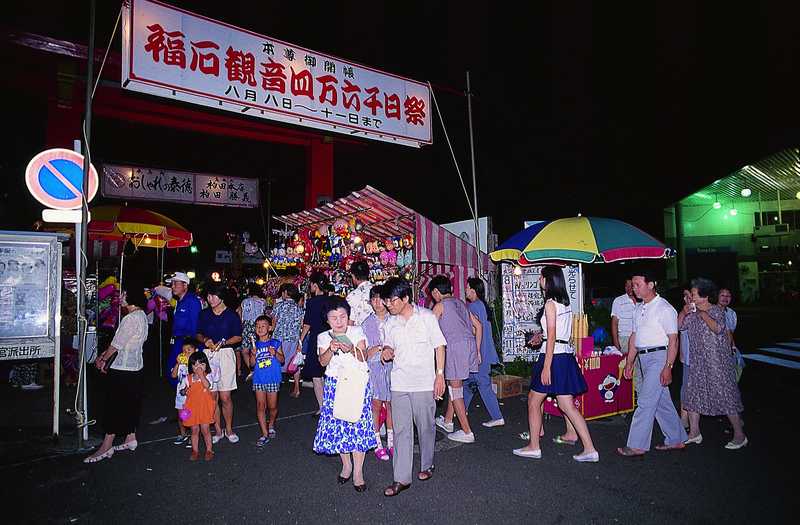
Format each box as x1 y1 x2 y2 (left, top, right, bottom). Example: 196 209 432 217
578 263 584 316
118 248 124 327
159 245 164 378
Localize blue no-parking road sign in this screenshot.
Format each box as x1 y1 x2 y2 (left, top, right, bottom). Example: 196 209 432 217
25 148 98 210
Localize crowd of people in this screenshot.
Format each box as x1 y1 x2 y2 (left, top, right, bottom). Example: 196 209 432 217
81 262 748 496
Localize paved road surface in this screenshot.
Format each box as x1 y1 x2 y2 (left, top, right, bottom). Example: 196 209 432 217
0 307 796 523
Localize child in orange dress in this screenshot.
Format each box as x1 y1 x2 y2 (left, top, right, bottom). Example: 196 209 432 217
181 351 217 461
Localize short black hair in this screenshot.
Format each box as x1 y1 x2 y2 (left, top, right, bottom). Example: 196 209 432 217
350 260 370 281
255 314 272 325
426 275 452 296
123 286 147 309
279 282 300 302
309 271 329 288
691 277 718 301
381 277 412 301
322 296 351 319
369 284 384 299
629 263 662 285
188 350 210 372
248 283 263 297
205 282 227 299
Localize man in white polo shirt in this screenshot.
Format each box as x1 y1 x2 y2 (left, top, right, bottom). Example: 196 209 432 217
379 277 446 497
617 269 687 456
611 278 640 393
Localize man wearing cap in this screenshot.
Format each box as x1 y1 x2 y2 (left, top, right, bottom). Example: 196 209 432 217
168 272 202 386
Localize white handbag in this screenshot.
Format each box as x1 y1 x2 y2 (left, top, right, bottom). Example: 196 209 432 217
332 346 369 423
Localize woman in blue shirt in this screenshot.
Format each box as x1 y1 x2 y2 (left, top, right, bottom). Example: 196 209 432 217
464 278 504 427
196 284 242 444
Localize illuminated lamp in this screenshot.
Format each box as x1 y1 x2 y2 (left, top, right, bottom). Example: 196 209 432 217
741 188 751 197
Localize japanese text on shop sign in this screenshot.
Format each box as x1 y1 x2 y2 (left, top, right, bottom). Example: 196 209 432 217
123 0 432 147
102 164 258 208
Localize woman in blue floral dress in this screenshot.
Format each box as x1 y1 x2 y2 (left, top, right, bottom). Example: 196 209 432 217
312 297 376 493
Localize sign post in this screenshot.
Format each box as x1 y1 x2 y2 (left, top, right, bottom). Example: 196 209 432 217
24 142 98 440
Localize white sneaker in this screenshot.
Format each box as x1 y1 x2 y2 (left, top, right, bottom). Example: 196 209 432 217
226 432 240 444
482 418 505 428
435 416 454 433
21 383 44 391
513 448 542 459
447 430 475 443
212 434 223 444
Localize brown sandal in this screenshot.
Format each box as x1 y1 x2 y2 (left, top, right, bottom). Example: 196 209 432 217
417 466 435 481
384 482 410 497
616 446 646 457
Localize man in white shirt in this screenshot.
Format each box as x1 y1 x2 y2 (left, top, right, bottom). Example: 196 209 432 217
380 278 446 497
617 270 687 457
611 279 641 393
346 260 373 326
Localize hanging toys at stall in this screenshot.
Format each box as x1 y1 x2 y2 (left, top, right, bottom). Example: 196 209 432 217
267 214 415 295
98 275 121 329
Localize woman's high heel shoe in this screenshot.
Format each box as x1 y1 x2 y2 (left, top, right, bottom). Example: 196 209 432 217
337 473 352 484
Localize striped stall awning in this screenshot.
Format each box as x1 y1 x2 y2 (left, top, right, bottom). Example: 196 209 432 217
275 185 490 273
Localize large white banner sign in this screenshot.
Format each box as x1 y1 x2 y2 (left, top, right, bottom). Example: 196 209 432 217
122 0 432 147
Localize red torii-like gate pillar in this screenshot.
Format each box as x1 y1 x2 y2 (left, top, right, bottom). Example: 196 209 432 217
15 31 339 208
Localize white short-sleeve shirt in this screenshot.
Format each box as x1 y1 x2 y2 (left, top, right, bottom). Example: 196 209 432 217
317 325 367 379
611 293 637 338
632 295 678 349
383 306 447 392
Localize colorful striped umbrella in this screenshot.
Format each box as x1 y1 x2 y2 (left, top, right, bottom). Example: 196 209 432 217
490 217 668 265
89 205 193 249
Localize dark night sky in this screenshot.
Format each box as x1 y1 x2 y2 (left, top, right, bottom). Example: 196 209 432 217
3 1 800 263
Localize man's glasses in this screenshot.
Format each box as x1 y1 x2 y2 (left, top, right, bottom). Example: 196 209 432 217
382 297 401 306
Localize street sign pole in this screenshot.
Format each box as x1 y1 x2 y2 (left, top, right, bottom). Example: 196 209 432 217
76 0 96 450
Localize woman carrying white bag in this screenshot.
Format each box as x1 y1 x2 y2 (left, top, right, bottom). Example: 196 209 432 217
312 297 376 493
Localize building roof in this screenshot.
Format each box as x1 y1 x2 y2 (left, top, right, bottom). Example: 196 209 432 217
679 148 800 206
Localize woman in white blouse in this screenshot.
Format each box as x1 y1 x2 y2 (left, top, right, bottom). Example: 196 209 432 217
84 287 149 463
312 297 376 493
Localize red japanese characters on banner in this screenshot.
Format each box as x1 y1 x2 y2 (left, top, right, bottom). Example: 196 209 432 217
122 0 432 147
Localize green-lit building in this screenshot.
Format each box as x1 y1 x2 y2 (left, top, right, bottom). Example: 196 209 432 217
664 148 800 304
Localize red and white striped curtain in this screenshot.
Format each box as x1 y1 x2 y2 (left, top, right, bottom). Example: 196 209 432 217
415 214 492 303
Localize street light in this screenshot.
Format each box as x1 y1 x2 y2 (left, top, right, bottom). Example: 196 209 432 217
741 188 752 197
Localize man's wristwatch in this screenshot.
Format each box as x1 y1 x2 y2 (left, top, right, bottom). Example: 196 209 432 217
665 362 673 369
436 369 444 376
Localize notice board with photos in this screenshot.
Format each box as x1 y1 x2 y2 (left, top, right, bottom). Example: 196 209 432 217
500 263 581 362
0 232 63 361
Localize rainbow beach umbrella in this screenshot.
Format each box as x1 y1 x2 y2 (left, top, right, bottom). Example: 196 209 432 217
490 217 669 265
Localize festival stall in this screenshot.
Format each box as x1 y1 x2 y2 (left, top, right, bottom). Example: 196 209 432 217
272 186 491 301
491 216 671 420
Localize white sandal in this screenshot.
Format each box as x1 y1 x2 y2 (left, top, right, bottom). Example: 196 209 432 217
113 440 138 452
83 448 115 463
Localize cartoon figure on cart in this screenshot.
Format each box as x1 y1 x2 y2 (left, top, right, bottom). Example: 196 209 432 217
598 373 621 403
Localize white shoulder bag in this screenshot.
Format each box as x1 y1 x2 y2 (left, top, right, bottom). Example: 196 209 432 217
332 338 369 423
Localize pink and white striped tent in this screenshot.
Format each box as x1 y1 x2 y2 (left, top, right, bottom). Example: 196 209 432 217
275 185 492 301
